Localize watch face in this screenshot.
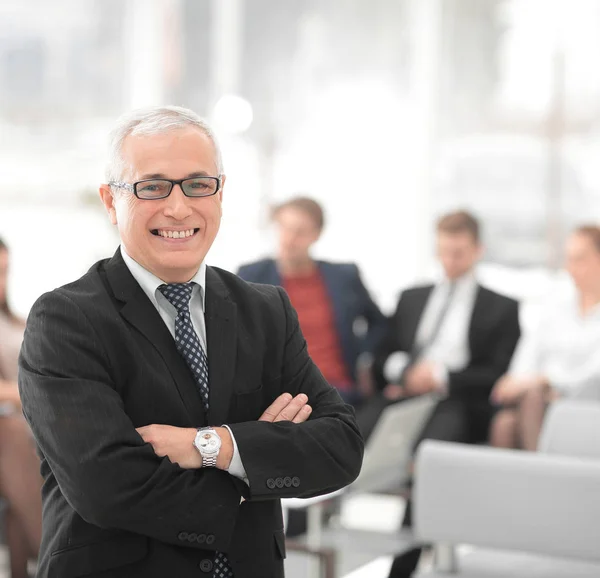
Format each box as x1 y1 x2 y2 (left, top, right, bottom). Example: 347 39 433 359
197 431 221 453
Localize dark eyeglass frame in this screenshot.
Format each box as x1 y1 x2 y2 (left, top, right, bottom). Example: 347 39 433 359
109 176 222 200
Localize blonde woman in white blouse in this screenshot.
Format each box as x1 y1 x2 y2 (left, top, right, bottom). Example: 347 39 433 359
490 225 600 450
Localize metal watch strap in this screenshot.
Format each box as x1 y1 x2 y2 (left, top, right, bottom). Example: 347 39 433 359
201 454 217 468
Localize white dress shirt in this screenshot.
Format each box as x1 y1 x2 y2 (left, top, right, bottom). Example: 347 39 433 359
509 293 600 396
121 246 248 482
384 273 478 386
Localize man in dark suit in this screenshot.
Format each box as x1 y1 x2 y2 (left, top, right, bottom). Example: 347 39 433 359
18 106 363 578
372 211 520 578
238 197 387 407
368 210 521 446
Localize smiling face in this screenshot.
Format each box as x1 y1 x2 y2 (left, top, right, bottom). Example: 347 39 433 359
99 127 224 282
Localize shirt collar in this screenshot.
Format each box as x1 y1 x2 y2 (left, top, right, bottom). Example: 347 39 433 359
440 270 477 291
120 245 207 311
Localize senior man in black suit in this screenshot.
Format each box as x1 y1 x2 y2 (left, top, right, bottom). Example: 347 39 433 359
18 106 363 578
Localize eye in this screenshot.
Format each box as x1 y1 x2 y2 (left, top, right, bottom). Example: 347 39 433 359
137 180 171 196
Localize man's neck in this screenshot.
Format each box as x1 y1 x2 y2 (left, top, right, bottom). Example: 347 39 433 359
278 257 316 278
445 269 475 284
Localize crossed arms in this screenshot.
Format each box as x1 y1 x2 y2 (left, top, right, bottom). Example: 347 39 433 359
18 287 363 551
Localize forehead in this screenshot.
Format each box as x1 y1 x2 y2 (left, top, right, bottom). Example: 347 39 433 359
569 233 595 253
437 231 477 249
276 207 318 228
121 127 218 178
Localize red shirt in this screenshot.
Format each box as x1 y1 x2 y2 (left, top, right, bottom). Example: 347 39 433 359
283 269 352 389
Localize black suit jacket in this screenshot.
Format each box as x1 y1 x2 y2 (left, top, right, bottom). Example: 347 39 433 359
374 284 520 401
18 249 363 578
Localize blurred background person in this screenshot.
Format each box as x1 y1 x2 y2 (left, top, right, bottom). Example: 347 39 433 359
238 196 387 407
362 211 521 446
490 225 600 451
376 211 520 578
0 238 42 578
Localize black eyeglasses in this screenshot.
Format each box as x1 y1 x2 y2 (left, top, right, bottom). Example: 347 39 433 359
109 177 221 200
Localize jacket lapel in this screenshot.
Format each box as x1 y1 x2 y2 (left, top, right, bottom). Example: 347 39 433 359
317 261 353 366
406 286 434 351
468 285 486 353
104 248 206 426
205 267 237 426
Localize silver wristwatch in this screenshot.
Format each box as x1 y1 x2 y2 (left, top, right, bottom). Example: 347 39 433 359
193 428 222 468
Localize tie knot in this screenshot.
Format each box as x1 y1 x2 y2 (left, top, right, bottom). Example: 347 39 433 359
158 283 195 312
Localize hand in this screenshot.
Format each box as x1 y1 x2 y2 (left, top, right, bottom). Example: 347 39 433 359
490 375 532 405
383 384 406 401
258 393 312 423
404 362 438 396
135 424 234 470
136 424 200 468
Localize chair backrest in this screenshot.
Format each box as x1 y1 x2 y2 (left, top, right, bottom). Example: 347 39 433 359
538 399 600 460
351 393 439 493
414 440 600 563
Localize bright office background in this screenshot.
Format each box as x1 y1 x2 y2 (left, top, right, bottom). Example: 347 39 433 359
1 0 600 320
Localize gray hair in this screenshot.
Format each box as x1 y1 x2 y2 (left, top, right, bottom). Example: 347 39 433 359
105 105 223 182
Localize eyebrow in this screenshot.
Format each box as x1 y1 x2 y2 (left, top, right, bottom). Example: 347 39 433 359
138 171 213 179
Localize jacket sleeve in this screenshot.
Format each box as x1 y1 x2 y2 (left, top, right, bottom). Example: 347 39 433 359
228 287 364 500
447 299 521 401
351 265 388 355
371 292 407 389
18 290 242 553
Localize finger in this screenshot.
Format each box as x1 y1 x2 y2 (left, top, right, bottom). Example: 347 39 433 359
258 393 293 422
274 394 308 422
291 405 312 424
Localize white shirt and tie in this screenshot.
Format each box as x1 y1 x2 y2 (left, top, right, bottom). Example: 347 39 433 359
384 273 479 387
121 246 248 482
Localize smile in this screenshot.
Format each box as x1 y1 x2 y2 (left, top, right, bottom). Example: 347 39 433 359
151 228 199 239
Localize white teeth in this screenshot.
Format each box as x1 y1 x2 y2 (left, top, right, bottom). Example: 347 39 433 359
157 229 194 238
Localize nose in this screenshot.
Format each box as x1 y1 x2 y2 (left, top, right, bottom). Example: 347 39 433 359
163 184 193 220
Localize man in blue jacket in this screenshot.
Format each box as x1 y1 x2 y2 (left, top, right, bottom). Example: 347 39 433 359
238 197 387 407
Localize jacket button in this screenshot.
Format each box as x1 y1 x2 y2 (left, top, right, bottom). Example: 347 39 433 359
187 532 197 543
197 533 207 544
292 476 300 487
178 531 188 541
266 478 276 489
206 534 215 545
275 477 284 488
199 559 214 573
283 476 292 487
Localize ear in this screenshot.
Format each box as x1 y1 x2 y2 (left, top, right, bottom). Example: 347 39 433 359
218 174 226 204
99 184 118 225
476 243 485 260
